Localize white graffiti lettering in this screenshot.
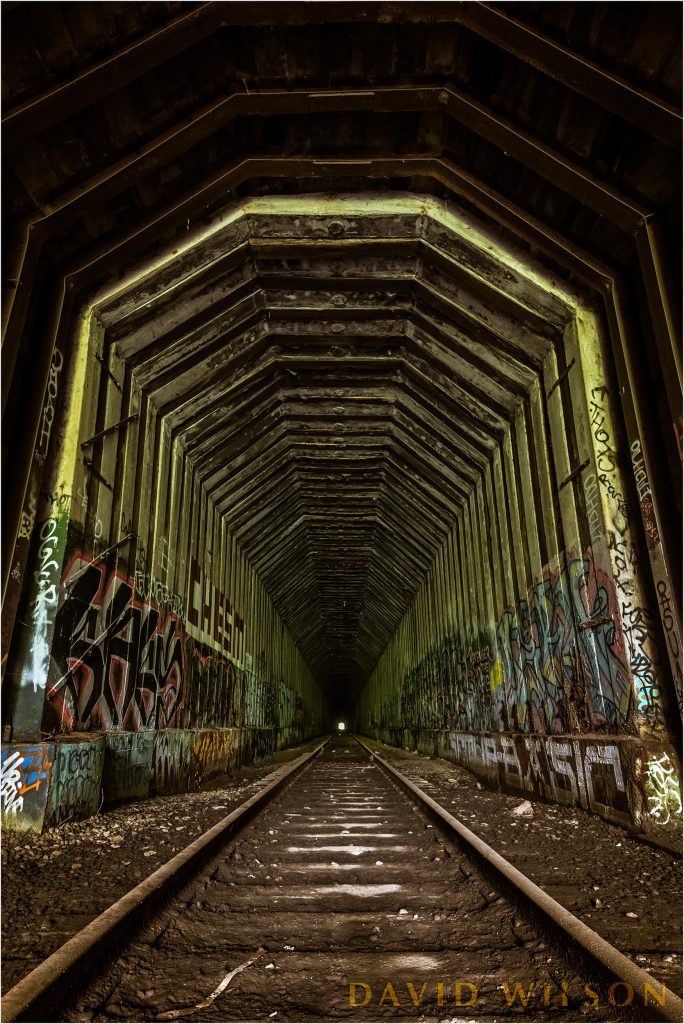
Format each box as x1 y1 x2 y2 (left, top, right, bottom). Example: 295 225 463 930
0 751 25 815
645 754 682 825
37 349 64 454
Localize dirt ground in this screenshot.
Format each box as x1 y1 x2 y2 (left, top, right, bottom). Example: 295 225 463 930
1 738 324 993
363 738 682 997
63 738 632 1023
2 734 681 1005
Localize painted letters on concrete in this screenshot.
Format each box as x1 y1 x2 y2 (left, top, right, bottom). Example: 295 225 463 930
442 731 630 826
493 553 632 734
47 555 186 732
45 738 105 828
1 743 54 830
102 731 154 805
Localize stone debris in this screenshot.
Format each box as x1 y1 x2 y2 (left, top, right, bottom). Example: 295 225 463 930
365 737 682 994
1 740 321 995
510 800 534 817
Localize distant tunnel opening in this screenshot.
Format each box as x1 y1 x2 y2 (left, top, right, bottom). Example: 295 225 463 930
3 193 680 834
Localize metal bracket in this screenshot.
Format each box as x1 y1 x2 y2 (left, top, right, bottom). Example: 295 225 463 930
578 615 613 631
95 352 122 392
81 413 137 449
559 459 589 491
547 358 576 399
82 456 113 491
63 534 135 588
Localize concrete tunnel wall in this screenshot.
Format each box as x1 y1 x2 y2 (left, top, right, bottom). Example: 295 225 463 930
2 193 681 837
2 204 333 827
357 285 682 835
3 5 682 844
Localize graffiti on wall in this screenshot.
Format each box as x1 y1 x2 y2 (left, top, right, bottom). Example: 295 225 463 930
17 493 38 542
375 552 633 741
153 729 192 795
23 517 65 696
1 744 54 825
493 553 632 734
582 471 603 544
37 349 64 459
618 602 660 722
398 634 496 736
644 753 682 825
45 740 104 827
102 731 153 804
630 439 660 549
191 729 233 787
185 636 238 728
132 532 185 618
187 556 244 658
655 579 682 709
46 555 186 732
443 731 630 824
588 386 663 724
242 727 277 765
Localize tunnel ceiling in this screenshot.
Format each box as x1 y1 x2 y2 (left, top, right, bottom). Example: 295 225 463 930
91 195 569 692
3 2 681 697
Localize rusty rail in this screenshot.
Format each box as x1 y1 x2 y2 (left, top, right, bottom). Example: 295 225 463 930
1 737 330 1023
355 735 683 1024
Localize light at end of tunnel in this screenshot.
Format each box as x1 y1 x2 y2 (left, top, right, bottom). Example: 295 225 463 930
338 722 346 732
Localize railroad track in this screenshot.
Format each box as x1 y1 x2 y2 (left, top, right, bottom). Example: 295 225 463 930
2 735 681 1023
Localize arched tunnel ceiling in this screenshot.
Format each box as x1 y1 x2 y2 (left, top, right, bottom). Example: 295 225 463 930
2 2 681 697
91 195 571 693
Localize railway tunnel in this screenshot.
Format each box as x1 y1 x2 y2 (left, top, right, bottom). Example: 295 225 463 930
1 3 682 1020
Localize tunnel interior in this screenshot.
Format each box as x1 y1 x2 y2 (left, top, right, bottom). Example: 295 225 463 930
1 3 681 840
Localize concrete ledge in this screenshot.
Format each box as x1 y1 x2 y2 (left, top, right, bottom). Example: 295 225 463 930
102 731 154 806
365 727 682 834
1 742 55 831
191 728 234 786
152 729 193 795
45 737 105 828
2 727 321 832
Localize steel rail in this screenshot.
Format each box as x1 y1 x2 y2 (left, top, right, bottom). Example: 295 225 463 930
354 735 684 1024
0 737 330 1024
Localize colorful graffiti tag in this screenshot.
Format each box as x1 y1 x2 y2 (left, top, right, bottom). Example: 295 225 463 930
191 729 233 787
383 553 633 739
46 555 186 732
494 553 632 734
1 744 54 828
